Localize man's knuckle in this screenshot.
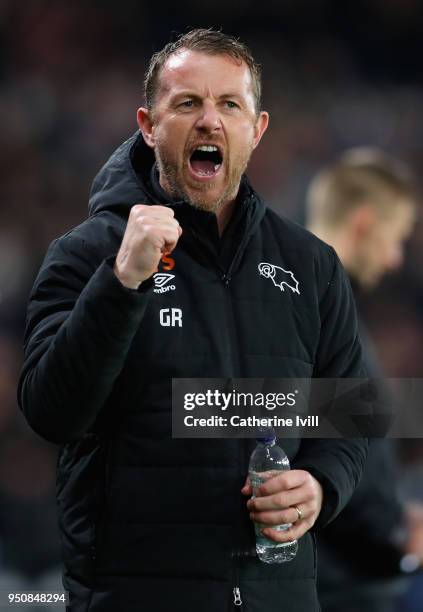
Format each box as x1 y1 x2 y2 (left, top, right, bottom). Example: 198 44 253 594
135 214 146 227
305 480 315 495
143 224 156 238
276 493 285 507
304 472 313 484
304 490 313 503
132 204 146 216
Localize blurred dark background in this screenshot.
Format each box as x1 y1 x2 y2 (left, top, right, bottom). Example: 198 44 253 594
1 1 423 610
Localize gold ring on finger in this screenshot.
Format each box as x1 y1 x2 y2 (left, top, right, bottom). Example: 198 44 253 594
294 505 302 521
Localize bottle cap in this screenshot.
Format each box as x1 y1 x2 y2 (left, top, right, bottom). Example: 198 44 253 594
255 425 276 443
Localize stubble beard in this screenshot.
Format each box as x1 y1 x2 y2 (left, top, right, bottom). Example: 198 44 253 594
155 144 253 213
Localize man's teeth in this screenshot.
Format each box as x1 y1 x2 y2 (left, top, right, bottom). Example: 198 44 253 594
196 166 220 176
196 145 218 152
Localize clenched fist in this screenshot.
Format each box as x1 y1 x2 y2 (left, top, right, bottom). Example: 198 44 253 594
114 204 182 289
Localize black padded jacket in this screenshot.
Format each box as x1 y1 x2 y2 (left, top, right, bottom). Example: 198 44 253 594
18 132 368 612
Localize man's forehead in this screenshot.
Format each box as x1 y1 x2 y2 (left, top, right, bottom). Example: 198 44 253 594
158 49 253 97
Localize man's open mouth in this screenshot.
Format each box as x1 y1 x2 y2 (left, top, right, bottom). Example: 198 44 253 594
188 145 223 179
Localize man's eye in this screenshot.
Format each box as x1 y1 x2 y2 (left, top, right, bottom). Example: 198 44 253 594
180 100 194 108
225 101 239 109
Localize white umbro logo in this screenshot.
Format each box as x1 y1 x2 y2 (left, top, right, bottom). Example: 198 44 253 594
153 273 176 294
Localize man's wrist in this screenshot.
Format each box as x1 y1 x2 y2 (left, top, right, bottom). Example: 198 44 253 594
113 263 142 290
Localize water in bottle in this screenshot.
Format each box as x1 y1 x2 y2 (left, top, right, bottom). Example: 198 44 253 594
248 429 298 563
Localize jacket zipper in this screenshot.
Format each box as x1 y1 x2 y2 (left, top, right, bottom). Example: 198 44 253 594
223 234 255 612
221 223 252 286
230 414 252 610
220 224 253 369
233 586 243 607
187 207 255 611
231 549 243 609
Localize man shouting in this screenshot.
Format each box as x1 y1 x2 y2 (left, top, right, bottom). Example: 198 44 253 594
19 29 367 612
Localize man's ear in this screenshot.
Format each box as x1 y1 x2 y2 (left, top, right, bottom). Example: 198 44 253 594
350 205 376 240
137 107 155 149
252 111 269 149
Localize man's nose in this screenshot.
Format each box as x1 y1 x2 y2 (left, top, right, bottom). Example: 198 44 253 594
195 102 222 132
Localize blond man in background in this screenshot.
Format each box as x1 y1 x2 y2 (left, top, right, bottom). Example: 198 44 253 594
307 148 422 612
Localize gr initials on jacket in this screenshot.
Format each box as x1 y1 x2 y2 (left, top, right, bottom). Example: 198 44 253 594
18 133 368 612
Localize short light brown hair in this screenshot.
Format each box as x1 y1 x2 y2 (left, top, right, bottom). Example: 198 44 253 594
144 28 262 115
306 148 416 228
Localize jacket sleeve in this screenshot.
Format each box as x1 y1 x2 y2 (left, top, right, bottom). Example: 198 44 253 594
293 248 369 529
17 232 153 444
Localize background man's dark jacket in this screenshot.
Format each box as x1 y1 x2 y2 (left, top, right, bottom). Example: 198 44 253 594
317 313 406 612
18 132 368 612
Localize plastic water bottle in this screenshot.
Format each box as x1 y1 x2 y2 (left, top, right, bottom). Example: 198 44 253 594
248 429 298 563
